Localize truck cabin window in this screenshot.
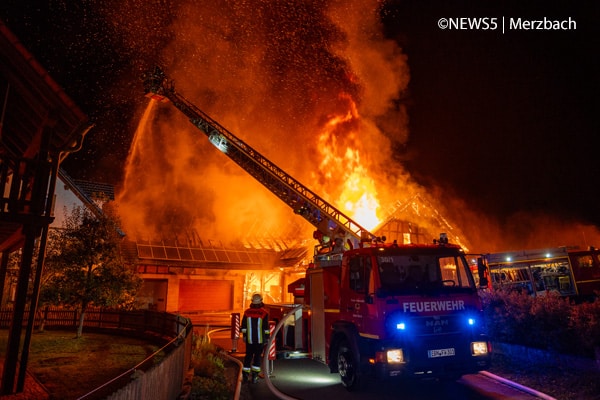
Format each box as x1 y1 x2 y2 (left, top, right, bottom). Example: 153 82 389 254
349 256 371 293
377 255 474 293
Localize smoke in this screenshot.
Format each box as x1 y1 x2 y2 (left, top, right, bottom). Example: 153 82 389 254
112 0 600 252
116 0 415 243
424 184 600 253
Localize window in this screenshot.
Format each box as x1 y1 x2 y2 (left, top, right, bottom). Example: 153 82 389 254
439 256 472 288
377 254 474 292
349 256 371 293
489 259 575 296
576 255 594 268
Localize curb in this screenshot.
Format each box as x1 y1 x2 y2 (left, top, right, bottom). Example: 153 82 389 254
479 371 557 400
223 352 244 400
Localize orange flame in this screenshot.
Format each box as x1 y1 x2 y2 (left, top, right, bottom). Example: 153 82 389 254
313 93 381 231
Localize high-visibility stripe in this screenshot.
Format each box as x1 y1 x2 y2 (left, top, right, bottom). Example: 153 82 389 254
257 317 262 344
245 316 267 344
242 307 269 344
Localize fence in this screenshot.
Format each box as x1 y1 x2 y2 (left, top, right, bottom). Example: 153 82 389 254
0 306 193 400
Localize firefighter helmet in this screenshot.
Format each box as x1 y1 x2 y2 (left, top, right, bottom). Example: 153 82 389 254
251 293 263 305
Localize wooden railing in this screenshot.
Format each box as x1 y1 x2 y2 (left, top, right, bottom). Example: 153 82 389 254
0 306 193 400
1 306 187 337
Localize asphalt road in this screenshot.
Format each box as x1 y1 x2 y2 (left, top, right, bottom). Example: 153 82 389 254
240 357 549 400
208 329 548 400
248 357 479 400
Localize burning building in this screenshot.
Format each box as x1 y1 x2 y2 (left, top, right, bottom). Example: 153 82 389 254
113 1 473 314
115 69 469 314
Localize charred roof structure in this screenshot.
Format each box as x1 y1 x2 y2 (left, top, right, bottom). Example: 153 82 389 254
0 20 91 394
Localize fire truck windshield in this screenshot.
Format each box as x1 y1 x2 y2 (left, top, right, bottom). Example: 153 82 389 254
376 254 475 294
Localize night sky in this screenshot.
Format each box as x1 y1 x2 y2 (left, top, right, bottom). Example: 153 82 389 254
1 1 599 242
385 0 599 230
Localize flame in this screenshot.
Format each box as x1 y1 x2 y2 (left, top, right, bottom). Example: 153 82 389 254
313 93 381 231
103 0 600 254
115 0 410 245
343 183 380 231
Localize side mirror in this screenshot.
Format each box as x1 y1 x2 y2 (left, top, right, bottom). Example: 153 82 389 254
477 257 489 287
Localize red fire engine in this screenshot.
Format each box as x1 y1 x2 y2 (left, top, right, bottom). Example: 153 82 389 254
143 67 492 389
272 234 491 389
481 246 600 300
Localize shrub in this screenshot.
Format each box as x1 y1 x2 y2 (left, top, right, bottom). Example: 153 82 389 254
569 298 600 355
482 289 600 357
481 289 534 345
188 333 232 400
190 376 230 400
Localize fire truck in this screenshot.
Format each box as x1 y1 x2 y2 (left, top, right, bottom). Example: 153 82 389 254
481 246 600 300
143 67 492 389
282 235 492 389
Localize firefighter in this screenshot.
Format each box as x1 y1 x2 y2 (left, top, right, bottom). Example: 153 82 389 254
241 293 270 383
332 237 345 253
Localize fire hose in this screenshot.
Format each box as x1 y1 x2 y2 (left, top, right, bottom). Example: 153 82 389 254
262 305 304 400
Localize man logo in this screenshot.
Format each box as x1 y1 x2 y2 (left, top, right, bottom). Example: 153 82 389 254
426 319 449 327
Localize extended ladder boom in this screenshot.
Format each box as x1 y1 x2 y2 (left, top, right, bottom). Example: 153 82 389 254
143 66 374 245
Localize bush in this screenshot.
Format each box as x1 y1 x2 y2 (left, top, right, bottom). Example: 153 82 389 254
190 376 230 400
481 289 600 357
188 334 232 400
569 299 600 354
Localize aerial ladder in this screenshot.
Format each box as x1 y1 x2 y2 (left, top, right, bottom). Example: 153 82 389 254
142 66 376 249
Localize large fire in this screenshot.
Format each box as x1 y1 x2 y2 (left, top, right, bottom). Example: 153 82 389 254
111 0 600 253
314 94 381 230
116 0 411 246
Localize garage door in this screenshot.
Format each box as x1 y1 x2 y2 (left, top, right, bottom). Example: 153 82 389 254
178 279 233 311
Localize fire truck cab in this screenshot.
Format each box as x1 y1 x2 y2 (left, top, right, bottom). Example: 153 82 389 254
273 234 491 390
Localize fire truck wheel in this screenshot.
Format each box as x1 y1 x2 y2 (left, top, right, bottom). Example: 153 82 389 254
337 340 361 391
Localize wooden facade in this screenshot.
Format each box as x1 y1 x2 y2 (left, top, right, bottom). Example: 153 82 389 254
0 20 91 394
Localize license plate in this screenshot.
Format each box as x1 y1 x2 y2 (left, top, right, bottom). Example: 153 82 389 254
428 348 455 358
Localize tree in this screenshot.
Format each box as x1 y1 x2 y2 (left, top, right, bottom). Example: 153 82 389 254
41 206 142 337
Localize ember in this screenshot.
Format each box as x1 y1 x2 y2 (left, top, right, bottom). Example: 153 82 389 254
114 0 600 252
117 0 411 244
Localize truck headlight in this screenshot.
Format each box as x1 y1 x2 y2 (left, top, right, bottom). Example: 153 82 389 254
387 349 405 363
471 341 489 356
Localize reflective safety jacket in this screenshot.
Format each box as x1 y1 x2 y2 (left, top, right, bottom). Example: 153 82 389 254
241 307 270 344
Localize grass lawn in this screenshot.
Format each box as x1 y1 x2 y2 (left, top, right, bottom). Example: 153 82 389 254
0 329 163 400
487 352 600 400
